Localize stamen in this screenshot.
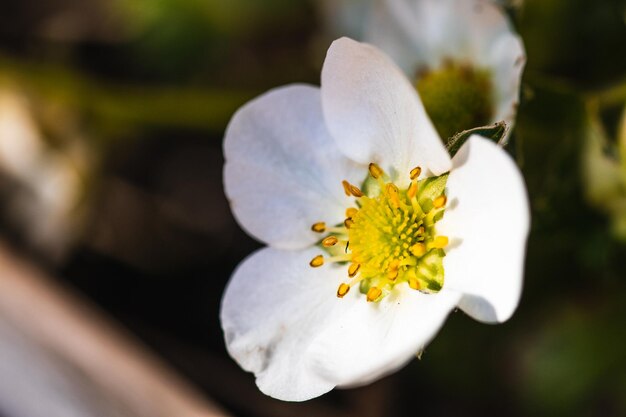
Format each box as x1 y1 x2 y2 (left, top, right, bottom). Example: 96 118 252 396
337 283 350 298
388 259 400 272
368 163 384 179
309 255 324 267
385 183 400 208
345 207 358 218
387 269 399 281
433 195 447 209
341 180 352 196
409 277 421 290
407 182 418 199
348 263 361 277
317 165 450 302
433 236 449 249
410 243 427 257
410 166 422 180
349 184 364 197
327 254 352 263
366 287 382 302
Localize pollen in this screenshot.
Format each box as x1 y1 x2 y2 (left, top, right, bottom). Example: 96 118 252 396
348 263 361 277
337 283 350 298
433 236 449 248
309 255 324 267
366 287 382 302
345 207 358 218
309 164 450 302
368 163 384 179
311 222 326 233
433 195 447 209
410 166 422 180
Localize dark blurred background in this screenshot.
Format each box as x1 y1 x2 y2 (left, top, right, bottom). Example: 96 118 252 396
0 0 626 416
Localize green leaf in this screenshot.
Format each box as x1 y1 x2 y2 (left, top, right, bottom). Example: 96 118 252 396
445 121 508 157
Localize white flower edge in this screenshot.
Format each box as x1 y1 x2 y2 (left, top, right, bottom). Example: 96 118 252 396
221 246 462 401
321 37 451 185
221 38 530 401
437 135 530 323
223 84 363 250
366 0 526 140
221 135 529 401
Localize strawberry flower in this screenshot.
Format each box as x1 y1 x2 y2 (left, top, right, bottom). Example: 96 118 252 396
221 38 529 401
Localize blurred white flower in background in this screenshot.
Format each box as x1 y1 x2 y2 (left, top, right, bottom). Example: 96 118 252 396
221 38 529 401
367 0 525 140
0 86 87 260
320 0 525 141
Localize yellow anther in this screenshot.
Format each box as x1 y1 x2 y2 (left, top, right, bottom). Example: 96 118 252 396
337 283 350 298
389 259 400 270
309 255 324 267
344 218 354 229
348 263 361 277
433 195 447 209
385 183 399 197
341 180 352 196
349 184 364 197
417 226 425 235
433 236 449 249
322 236 338 247
410 166 422 180
407 181 418 199
385 183 400 207
409 277 421 290
311 222 326 233
387 269 399 281
410 243 427 257
345 207 358 218
366 287 382 302
368 163 384 179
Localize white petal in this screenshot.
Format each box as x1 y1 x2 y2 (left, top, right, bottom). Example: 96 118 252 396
487 33 525 144
221 247 461 400
223 84 363 250
220 247 346 401
437 135 530 323
307 286 460 388
321 37 451 185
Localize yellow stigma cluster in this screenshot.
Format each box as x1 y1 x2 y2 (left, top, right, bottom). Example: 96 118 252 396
310 163 450 302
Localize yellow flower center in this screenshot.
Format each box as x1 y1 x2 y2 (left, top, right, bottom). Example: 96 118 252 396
416 62 494 140
310 163 450 302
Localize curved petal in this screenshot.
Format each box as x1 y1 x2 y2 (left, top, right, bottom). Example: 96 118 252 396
221 247 461 401
321 37 451 185
308 286 460 388
436 135 530 323
487 33 525 144
220 247 343 401
224 84 363 250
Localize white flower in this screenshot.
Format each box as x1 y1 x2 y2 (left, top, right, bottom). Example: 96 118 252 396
221 38 529 401
367 0 526 141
